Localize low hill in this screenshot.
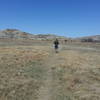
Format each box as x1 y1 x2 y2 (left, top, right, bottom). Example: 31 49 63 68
0 29 100 42
0 29 35 39
0 29 66 40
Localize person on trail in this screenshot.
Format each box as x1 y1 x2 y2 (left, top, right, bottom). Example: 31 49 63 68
53 39 59 53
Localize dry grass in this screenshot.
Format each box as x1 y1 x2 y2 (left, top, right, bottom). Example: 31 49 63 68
51 50 100 100
0 46 49 100
0 41 100 100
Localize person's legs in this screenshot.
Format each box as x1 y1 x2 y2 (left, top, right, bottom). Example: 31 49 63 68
55 45 59 53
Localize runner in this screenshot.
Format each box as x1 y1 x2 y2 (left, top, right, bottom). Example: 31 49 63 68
53 39 59 53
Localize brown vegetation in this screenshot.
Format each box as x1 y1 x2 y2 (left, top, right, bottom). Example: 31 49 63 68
0 40 100 100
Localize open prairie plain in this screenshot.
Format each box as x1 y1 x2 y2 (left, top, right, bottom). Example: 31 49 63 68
0 40 100 100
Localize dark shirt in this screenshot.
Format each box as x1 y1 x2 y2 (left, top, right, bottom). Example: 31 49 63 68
54 40 59 45
54 40 59 49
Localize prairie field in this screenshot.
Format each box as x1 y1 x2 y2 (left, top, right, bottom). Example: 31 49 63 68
0 40 100 100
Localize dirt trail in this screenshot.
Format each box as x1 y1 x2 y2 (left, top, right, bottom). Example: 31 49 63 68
37 52 59 100
37 45 100 100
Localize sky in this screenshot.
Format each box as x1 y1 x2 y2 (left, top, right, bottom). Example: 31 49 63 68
0 0 100 37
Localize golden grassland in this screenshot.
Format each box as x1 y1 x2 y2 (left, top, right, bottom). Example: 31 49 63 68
0 46 50 100
0 41 100 100
51 50 100 100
